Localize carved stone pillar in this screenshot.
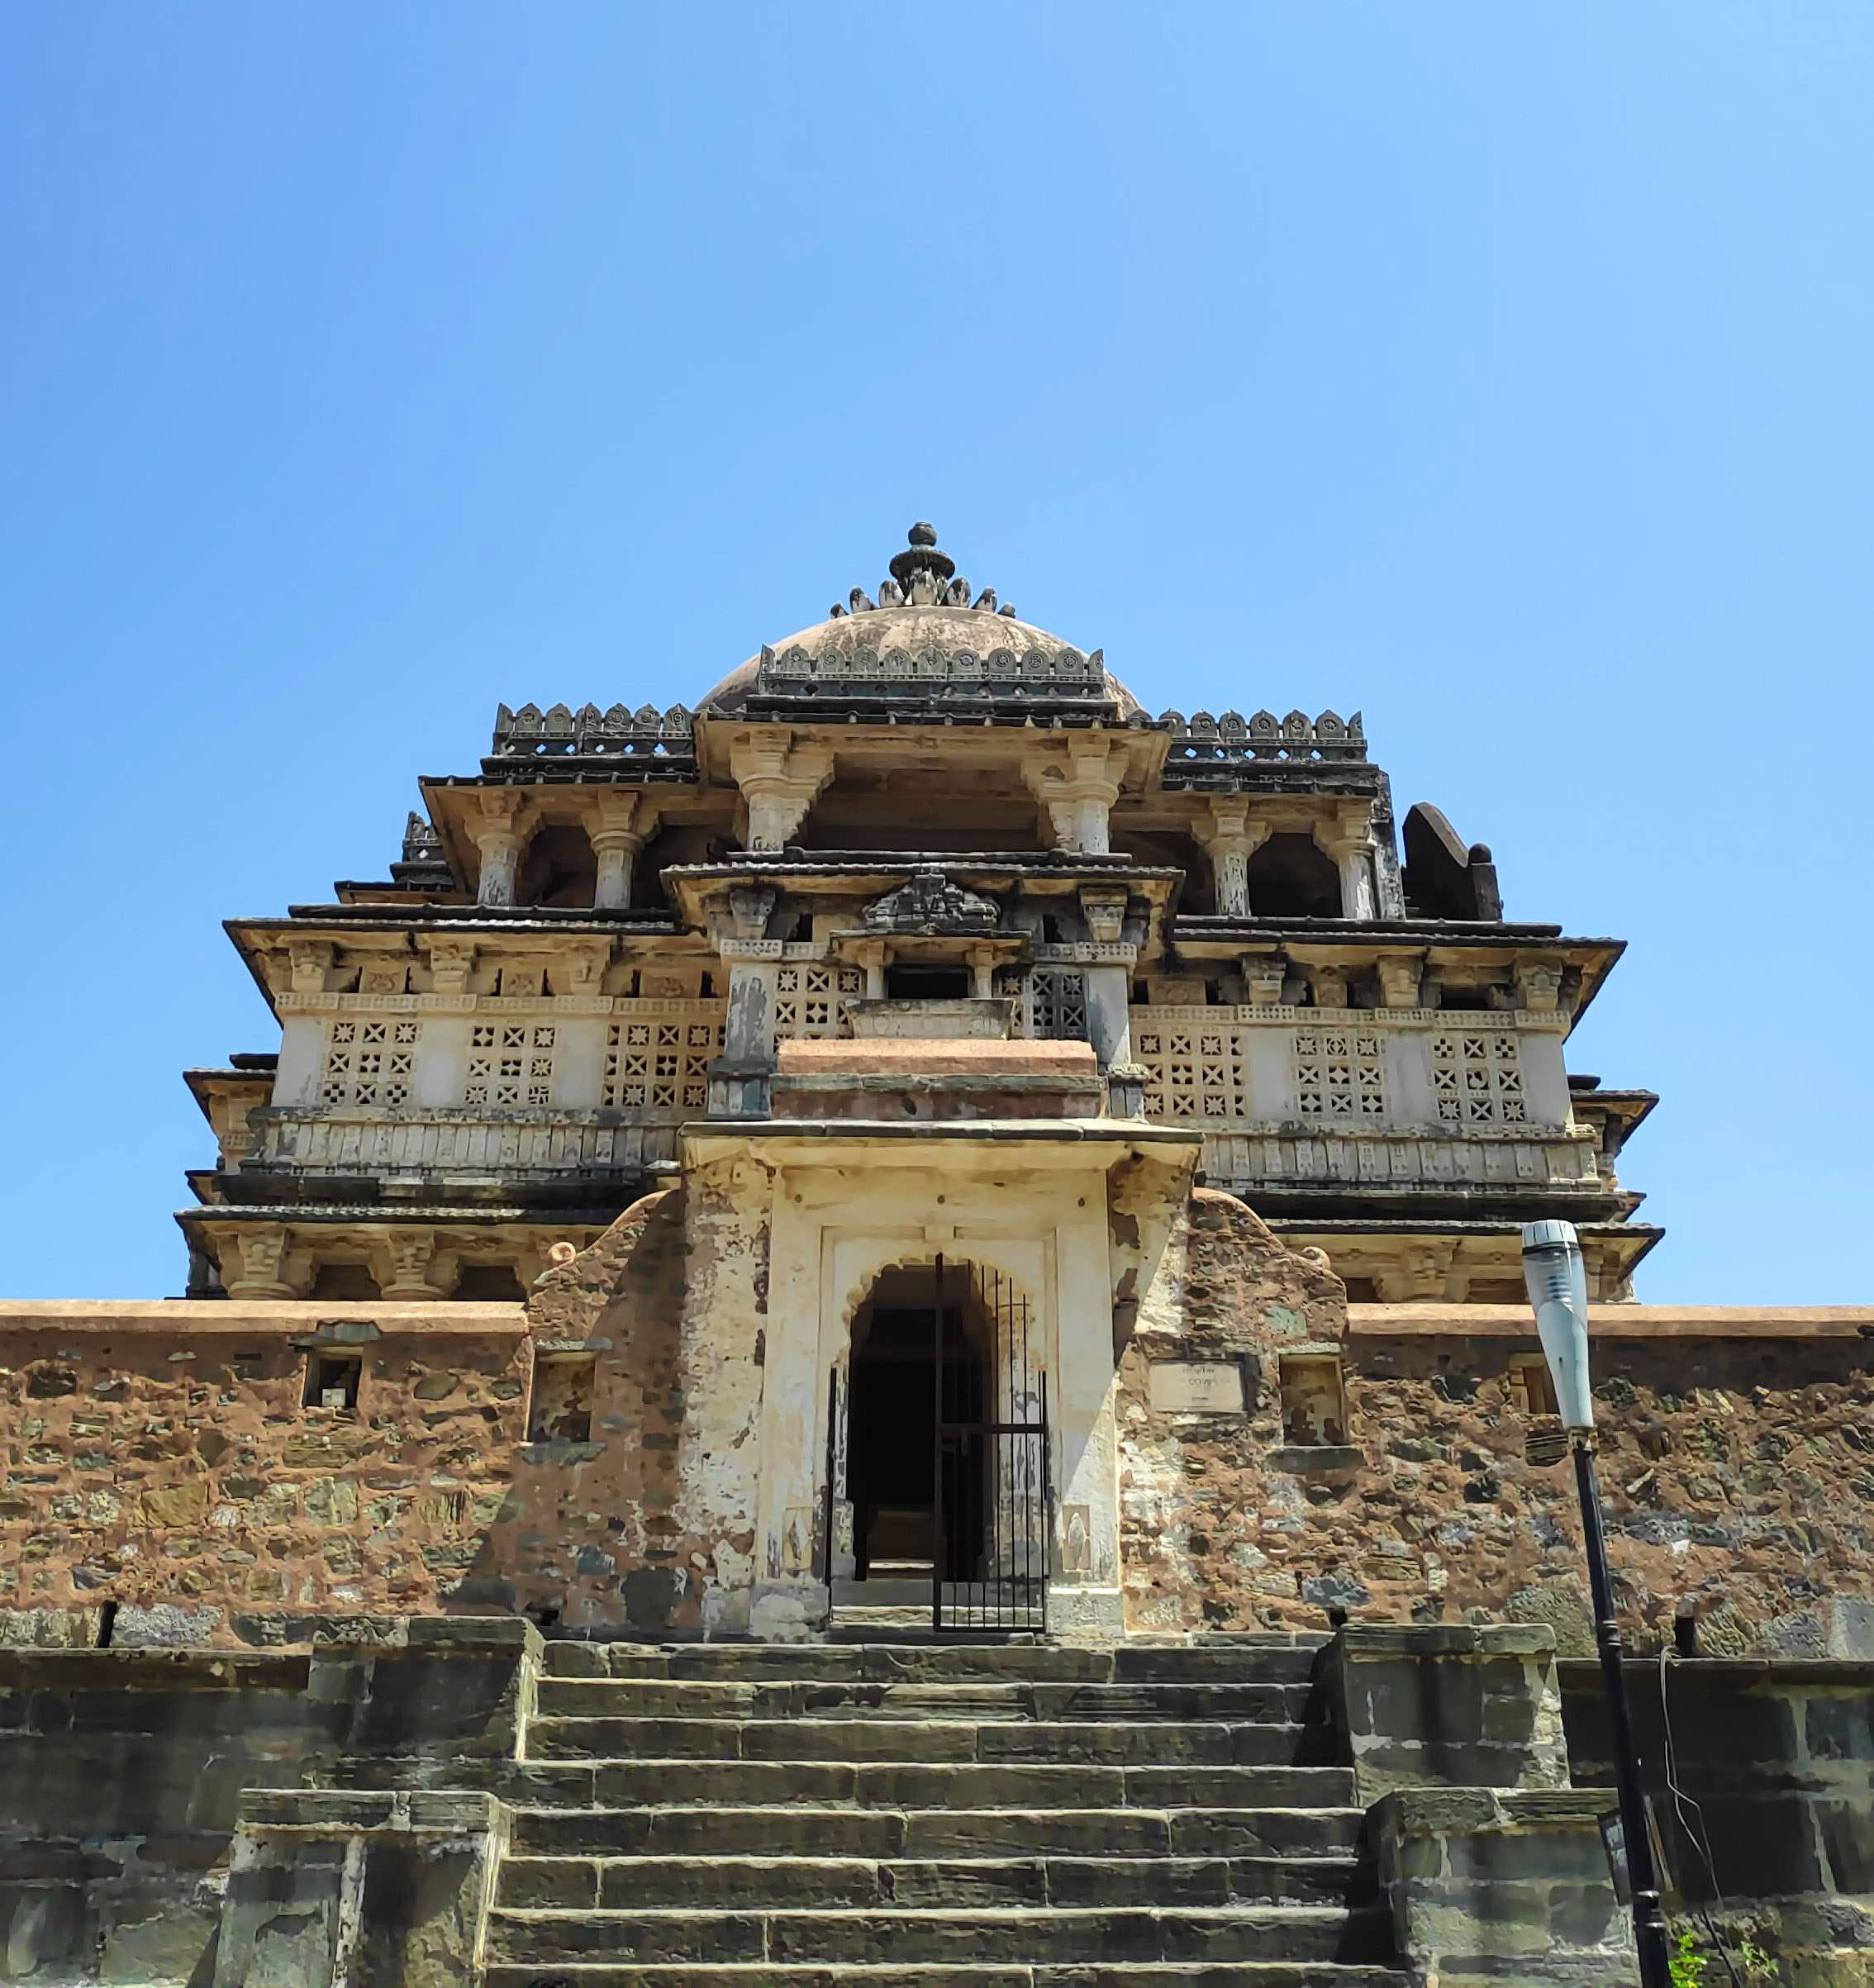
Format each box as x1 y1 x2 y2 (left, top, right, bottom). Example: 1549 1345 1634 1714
852 939 887 1001
592 793 652 911
473 792 529 907
729 738 833 852
1196 799 1272 918
1321 806 1377 921
1026 739 1126 854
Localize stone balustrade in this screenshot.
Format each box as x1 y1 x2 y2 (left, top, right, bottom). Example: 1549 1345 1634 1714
250 1110 680 1179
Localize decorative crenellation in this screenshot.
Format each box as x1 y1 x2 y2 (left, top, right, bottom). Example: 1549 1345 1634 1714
1156 708 1368 764
773 963 863 1039
1430 1030 1527 1126
755 631 1107 700
491 702 695 760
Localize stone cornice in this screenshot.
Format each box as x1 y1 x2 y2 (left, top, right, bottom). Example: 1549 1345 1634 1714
1347 1302 1874 1339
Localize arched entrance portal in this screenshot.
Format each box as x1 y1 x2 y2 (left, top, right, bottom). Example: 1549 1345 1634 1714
830 1255 1049 1632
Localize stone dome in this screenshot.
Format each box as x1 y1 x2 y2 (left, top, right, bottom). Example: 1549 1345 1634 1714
697 525 1142 719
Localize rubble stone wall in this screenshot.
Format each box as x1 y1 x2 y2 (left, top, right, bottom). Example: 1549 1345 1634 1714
1116 1194 1874 1657
0 1307 532 1638
2 1192 1871 1657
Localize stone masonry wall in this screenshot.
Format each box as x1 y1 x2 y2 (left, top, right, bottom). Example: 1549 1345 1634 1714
516 1171 770 1638
1117 1200 1874 1654
2 1191 1870 1656
1119 1187 1355 1633
0 1310 532 1640
1341 1325 1874 1659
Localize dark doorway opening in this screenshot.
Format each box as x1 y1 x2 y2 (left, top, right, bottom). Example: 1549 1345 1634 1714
847 1274 987 1581
834 1258 1049 1633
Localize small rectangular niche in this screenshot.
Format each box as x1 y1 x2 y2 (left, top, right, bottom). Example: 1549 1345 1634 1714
1505 1353 1560 1416
302 1350 362 1414
1278 1353 1347 1447
528 1353 596 1443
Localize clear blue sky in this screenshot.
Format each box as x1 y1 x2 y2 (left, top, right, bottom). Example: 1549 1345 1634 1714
4 6 1869 1301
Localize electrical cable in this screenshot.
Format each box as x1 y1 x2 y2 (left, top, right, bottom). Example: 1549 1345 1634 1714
1658 1643 1745 1988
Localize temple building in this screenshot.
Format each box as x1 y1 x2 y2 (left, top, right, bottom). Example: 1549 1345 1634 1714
183 520 1657 1317
0 526 1868 1986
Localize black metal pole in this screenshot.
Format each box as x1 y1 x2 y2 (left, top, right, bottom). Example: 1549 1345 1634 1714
1574 1437 1672 1988
931 1253 944 1634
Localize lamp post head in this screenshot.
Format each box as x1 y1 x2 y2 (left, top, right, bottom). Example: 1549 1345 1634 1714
1521 1219 1596 1433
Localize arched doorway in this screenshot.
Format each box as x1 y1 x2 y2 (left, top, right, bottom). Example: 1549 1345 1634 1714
831 1255 1049 1631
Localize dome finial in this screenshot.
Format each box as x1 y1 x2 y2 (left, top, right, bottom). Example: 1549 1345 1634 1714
890 522 957 588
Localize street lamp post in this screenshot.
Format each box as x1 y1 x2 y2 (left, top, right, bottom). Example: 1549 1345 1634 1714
1521 1219 1672 1988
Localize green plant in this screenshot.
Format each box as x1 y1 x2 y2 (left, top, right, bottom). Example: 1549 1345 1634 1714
1735 1937 1776 1982
1668 1926 1709 1988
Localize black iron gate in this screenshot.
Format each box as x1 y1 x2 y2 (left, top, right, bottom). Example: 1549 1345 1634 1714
932 1254 1050 1633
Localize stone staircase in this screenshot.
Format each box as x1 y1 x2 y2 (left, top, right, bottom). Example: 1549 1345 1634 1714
483 1638 1408 1987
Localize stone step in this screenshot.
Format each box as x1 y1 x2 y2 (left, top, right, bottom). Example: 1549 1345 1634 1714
533 1677 1316 1725
545 1642 1325 1687
488 1904 1392 1968
501 1759 1357 1811
508 1805 1368 1862
498 1852 1370 1912
484 1966 1411 1987
526 1716 1313 1767
830 1578 934 1608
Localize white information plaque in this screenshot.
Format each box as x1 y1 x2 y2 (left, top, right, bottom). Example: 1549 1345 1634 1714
1149 1359 1245 1415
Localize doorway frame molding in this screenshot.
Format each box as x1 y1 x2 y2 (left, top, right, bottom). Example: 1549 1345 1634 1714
683 1120 1200 1640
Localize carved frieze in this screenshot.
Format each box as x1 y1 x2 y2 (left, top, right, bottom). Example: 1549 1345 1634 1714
862 867 999 935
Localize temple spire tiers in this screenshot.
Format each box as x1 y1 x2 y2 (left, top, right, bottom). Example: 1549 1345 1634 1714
183 515 1657 1318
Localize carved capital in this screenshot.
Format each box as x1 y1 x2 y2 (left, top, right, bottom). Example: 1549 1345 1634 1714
725 883 779 940
560 939 612 995
425 937 478 995
1024 737 1126 854
1375 950 1427 1010
1309 963 1351 1009
1373 1239 1457 1303
1515 957 1565 1014
1078 886 1131 946
729 737 834 851
382 1229 446 1301
224 1226 297 1301
1240 952 1288 1006
287 940 334 995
